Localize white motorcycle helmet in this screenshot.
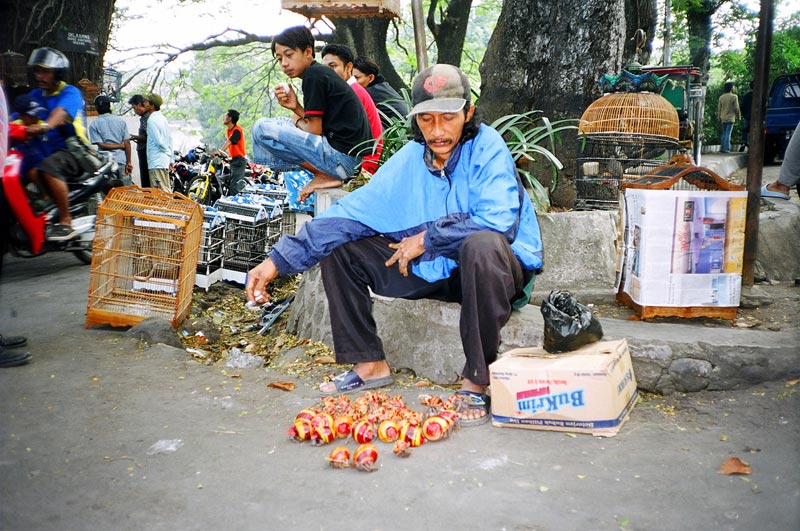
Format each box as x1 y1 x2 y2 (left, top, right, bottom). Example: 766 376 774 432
27 47 70 81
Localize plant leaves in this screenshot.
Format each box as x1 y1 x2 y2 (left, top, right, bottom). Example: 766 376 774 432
719 456 752 475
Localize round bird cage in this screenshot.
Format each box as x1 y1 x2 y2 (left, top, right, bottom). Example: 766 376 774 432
576 92 682 210
579 92 680 145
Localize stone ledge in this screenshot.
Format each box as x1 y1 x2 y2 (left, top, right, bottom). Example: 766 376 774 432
286 266 800 394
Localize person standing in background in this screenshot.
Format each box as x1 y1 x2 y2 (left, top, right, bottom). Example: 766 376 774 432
88 95 132 183
717 82 741 154
144 93 172 191
212 109 247 194
128 94 151 187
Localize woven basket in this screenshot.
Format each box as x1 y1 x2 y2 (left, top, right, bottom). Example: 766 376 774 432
579 92 680 143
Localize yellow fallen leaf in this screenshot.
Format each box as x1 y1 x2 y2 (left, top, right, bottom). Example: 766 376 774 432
787 379 798 386
315 355 336 364
91 376 100 382
414 381 431 387
720 435 728 441
719 456 752 475
539 486 549 493
577 474 586 479
268 381 296 392
565 433 577 438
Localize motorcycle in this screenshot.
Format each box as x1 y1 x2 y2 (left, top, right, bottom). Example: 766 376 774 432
1 124 121 266
186 151 237 206
170 145 209 196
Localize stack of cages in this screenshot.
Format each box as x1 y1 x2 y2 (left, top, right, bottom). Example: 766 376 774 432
86 186 202 329
215 194 283 285
616 164 747 320
576 89 681 210
241 183 298 237
195 206 226 290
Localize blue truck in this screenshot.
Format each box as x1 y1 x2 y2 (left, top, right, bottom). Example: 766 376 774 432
764 73 800 163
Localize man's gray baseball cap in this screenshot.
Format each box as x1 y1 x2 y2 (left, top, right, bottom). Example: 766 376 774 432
408 64 471 116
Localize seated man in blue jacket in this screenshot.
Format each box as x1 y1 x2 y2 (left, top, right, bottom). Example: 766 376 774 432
246 64 543 425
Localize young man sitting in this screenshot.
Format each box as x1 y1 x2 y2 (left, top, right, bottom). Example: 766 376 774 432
320 43 383 175
251 26 373 202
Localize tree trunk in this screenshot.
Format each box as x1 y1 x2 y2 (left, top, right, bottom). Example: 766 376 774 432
0 0 115 98
686 0 717 83
328 16 409 91
624 0 657 66
479 0 626 207
427 0 474 67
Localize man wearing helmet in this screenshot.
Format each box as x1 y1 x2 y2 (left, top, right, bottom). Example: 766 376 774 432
25 47 91 241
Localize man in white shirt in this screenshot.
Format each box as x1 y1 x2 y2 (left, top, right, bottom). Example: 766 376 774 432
144 93 172 191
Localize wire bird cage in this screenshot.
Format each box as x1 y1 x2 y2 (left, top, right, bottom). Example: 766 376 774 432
576 92 681 210
195 207 226 291
215 196 283 285
86 186 202 329
617 162 746 321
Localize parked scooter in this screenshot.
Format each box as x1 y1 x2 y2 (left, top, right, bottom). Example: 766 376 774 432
0 125 121 266
170 145 208 195
185 151 238 205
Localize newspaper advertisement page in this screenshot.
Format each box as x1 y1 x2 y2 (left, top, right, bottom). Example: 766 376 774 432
621 189 746 307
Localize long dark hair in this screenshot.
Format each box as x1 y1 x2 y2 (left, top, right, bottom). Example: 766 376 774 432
411 105 481 145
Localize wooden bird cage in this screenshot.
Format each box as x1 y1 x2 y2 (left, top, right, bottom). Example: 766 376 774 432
0 52 28 89
86 186 202 329
281 0 401 18
579 92 680 144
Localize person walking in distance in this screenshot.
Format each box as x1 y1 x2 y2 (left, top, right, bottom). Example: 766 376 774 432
717 82 741 154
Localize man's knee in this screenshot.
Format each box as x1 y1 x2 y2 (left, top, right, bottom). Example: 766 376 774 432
253 118 279 143
461 231 508 256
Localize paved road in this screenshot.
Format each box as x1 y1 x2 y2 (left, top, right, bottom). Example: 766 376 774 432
1 253 798 530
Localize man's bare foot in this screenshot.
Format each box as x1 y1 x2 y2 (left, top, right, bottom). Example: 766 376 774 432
766 182 790 195
298 173 343 202
319 360 391 394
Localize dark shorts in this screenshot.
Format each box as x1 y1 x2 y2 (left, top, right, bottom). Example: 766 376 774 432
39 149 83 183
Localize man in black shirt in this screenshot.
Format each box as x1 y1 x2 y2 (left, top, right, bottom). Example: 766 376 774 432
252 26 372 202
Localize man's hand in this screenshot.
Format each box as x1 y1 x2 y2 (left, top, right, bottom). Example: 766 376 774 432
245 257 279 303
386 231 426 277
274 83 298 112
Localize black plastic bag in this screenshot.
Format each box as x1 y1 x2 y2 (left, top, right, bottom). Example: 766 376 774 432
540 289 604 353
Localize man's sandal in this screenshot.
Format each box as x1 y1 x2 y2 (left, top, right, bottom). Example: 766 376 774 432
319 369 394 396
454 390 491 427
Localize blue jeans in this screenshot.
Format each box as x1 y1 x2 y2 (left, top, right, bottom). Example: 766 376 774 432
251 117 361 180
720 121 734 152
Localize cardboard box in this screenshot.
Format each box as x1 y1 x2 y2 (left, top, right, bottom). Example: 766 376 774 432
489 339 638 437
618 189 747 307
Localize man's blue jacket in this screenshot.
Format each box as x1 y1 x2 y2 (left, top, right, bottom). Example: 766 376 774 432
269 123 544 282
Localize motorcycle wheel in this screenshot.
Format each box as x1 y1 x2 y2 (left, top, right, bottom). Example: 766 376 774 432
187 176 214 205
72 191 106 264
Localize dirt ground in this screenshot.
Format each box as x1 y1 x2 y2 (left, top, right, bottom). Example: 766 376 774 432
183 275 800 384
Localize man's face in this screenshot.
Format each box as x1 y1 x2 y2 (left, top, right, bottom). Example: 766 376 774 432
223 113 232 126
143 100 155 113
132 103 145 116
352 68 372 89
274 44 314 79
415 106 474 165
33 67 57 92
321 54 352 81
